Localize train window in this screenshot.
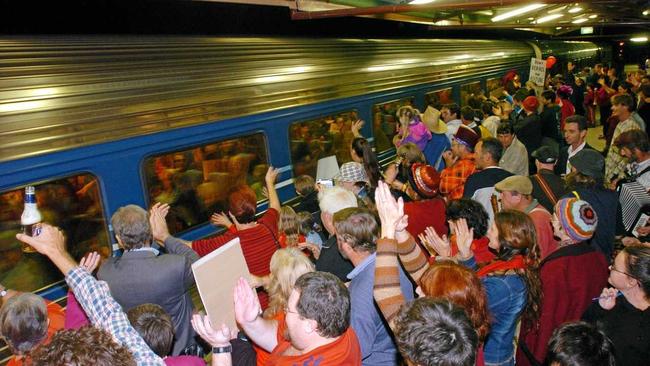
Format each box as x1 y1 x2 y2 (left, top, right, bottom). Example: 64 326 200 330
424 88 454 109
289 111 359 178
0 174 109 293
487 78 504 100
372 97 416 153
144 133 269 235
460 82 484 107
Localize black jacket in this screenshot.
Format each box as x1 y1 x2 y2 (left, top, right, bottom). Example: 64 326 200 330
555 143 597 176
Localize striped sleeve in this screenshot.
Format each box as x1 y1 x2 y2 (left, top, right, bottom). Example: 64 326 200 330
374 238 406 329
373 235 431 328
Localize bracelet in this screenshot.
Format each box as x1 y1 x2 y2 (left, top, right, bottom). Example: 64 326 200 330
0 290 6 298
212 345 232 354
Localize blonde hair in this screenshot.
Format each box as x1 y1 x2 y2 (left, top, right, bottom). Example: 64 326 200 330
265 248 315 319
397 142 425 165
279 206 300 246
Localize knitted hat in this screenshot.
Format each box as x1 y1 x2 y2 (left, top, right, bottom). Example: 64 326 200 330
334 162 369 184
453 125 479 150
522 96 539 112
555 197 598 242
407 163 441 198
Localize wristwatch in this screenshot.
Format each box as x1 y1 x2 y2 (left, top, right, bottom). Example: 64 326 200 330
212 345 232 354
0 289 7 298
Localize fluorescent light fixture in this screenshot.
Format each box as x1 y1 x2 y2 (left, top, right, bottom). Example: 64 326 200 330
476 10 494 16
536 13 564 23
630 37 648 42
588 14 598 19
643 10 649 15
491 3 545 22
556 26 563 30
409 0 436 4
572 18 588 24
581 27 594 34
568 6 583 13
548 5 567 13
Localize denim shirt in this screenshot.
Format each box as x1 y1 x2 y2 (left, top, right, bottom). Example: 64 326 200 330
348 253 414 366
461 256 527 366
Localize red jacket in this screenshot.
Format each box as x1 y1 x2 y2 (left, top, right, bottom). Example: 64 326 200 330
516 242 608 366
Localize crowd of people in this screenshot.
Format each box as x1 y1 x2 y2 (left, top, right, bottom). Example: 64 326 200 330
1 62 650 366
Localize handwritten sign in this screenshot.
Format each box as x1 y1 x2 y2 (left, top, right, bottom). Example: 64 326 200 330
528 58 547 86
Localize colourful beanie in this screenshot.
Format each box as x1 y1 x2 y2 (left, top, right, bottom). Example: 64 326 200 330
555 198 598 242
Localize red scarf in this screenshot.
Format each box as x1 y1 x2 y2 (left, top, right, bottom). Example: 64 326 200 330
477 255 526 277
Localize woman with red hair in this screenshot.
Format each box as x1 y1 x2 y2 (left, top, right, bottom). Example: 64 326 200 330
152 167 281 308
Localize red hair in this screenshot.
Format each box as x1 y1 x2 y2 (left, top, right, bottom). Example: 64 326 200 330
419 261 490 340
228 185 257 223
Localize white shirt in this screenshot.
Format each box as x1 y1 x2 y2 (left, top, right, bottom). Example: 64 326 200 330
566 140 587 175
445 119 462 142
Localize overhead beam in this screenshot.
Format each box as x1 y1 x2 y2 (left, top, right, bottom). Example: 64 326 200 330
425 21 650 29
291 0 612 20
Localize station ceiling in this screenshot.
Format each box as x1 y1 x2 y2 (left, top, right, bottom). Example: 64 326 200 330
201 0 650 37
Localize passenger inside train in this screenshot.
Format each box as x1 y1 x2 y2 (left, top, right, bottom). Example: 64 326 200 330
1 16 650 366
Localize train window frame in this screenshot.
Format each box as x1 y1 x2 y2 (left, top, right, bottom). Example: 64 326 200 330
487 77 504 100
424 88 455 109
460 81 484 107
371 96 416 154
0 171 110 293
141 131 271 236
287 109 361 179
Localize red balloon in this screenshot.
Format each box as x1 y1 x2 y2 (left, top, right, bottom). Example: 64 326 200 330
546 56 557 69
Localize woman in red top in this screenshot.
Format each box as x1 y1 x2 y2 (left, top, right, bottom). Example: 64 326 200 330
557 85 575 132
153 167 281 308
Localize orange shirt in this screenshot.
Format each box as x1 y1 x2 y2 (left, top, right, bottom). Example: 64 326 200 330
265 317 361 366
7 301 65 366
254 312 285 366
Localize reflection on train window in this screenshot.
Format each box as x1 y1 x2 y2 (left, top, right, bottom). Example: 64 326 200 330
289 111 359 178
487 78 504 100
372 97 415 153
424 88 454 109
0 175 109 293
460 82 484 107
144 133 269 235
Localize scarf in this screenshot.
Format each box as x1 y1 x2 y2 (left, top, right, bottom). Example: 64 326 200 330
477 255 526 277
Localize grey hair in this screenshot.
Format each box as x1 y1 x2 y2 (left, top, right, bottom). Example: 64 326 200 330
0 293 48 355
318 186 358 215
111 205 152 250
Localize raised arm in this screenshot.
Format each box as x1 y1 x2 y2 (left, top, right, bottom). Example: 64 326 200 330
233 277 279 352
265 167 281 213
373 181 409 328
16 225 163 365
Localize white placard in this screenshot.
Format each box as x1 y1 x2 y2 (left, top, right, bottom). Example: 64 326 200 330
529 58 547 87
192 237 251 331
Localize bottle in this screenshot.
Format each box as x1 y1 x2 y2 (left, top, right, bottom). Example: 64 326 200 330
21 186 42 253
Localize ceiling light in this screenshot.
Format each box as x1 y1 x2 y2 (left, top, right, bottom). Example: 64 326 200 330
536 13 564 23
548 6 567 13
630 37 648 42
572 18 588 24
568 6 583 14
589 14 598 19
491 3 545 22
409 0 436 4
643 10 649 15
556 26 563 30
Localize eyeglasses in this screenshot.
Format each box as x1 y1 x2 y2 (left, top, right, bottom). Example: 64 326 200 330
609 264 634 278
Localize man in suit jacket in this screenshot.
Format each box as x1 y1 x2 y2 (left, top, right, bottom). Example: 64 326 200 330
97 203 199 355
555 115 598 176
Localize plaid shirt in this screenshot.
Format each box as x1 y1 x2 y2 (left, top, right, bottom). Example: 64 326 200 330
66 267 164 366
605 118 640 181
440 156 476 199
